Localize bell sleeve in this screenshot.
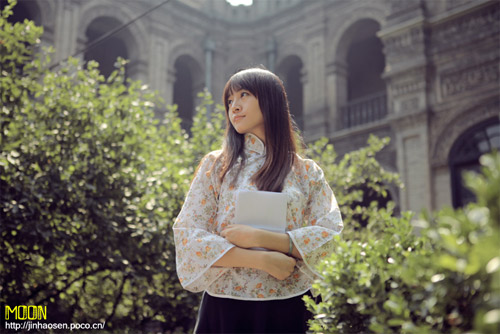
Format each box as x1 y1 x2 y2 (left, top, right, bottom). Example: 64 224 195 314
173 151 235 292
288 160 343 279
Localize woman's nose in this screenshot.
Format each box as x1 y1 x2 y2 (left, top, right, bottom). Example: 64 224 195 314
230 101 241 113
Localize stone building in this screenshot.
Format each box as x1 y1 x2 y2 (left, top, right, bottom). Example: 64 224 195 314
6 0 500 213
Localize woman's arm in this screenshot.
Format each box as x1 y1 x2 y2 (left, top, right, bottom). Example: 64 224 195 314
220 225 303 259
213 246 296 280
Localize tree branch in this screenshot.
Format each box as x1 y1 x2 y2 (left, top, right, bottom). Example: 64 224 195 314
34 267 109 304
105 273 129 325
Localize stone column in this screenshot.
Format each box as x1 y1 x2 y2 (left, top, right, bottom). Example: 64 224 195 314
211 42 226 107
147 26 170 101
128 59 148 83
378 0 433 213
266 37 276 73
53 0 80 65
326 61 348 133
204 36 216 118
303 36 327 141
204 37 215 93
165 68 176 107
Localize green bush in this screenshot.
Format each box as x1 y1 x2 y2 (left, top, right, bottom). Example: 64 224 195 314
305 152 500 334
1 1 225 332
306 135 401 241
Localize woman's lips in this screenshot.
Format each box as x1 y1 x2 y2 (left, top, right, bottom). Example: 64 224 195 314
233 115 245 123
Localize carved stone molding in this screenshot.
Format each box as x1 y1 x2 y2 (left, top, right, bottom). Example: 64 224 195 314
439 61 499 99
400 97 420 111
382 25 426 63
430 98 500 167
430 2 500 54
387 67 429 116
390 76 426 98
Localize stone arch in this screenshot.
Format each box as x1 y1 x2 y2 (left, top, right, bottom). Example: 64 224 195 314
276 55 305 130
83 16 131 78
328 11 387 129
276 42 308 68
344 19 385 100
6 0 43 25
171 54 204 130
77 1 148 78
168 40 205 73
448 117 500 207
334 19 384 65
326 6 386 65
431 98 500 168
168 41 205 80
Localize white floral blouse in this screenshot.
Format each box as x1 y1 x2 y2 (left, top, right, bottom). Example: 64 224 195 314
173 133 343 300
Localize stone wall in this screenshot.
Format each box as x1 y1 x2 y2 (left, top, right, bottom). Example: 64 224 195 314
13 0 500 213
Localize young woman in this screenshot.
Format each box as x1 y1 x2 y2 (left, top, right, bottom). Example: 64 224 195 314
173 67 343 333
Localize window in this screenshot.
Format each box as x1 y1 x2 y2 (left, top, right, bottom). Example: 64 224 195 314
84 17 129 79
449 118 500 207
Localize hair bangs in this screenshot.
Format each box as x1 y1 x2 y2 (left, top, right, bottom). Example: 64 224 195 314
222 69 267 111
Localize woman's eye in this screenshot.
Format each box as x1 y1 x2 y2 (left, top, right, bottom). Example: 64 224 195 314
241 92 248 97
227 100 233 107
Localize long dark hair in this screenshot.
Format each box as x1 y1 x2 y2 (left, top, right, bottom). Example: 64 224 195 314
218 67 300 192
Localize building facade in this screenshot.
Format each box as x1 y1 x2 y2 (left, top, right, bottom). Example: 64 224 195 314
7 0 500 213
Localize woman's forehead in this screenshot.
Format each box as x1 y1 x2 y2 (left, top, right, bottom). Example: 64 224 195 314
226 81 245 97
230 79 244 90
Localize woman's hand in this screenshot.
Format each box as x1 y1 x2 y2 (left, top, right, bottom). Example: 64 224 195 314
213 248 296 280
260 251 296 280
221 225 303 260
220 224 261 249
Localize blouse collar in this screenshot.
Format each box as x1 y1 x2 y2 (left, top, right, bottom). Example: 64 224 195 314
244 133 266 155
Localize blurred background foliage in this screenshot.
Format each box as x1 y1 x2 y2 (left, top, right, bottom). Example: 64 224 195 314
1 1 499 333
1 1 222 332
305 152 500 334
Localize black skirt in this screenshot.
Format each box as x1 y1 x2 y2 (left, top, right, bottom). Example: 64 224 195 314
194 291 314 334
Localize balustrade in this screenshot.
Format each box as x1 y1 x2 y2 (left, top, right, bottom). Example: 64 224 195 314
341 92 387 128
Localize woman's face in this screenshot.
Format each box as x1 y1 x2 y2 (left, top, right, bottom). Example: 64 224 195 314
227 89 265 143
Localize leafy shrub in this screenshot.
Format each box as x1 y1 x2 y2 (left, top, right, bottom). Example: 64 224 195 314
306 135 402 240
1 1 225 332
305 152 500 334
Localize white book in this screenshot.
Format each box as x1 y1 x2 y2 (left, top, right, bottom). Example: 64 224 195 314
234 190 287 233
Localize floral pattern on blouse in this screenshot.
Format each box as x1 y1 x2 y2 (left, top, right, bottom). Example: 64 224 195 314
173 133 343 300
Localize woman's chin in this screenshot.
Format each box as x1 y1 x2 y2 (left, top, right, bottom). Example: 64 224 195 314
233 127 246 135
